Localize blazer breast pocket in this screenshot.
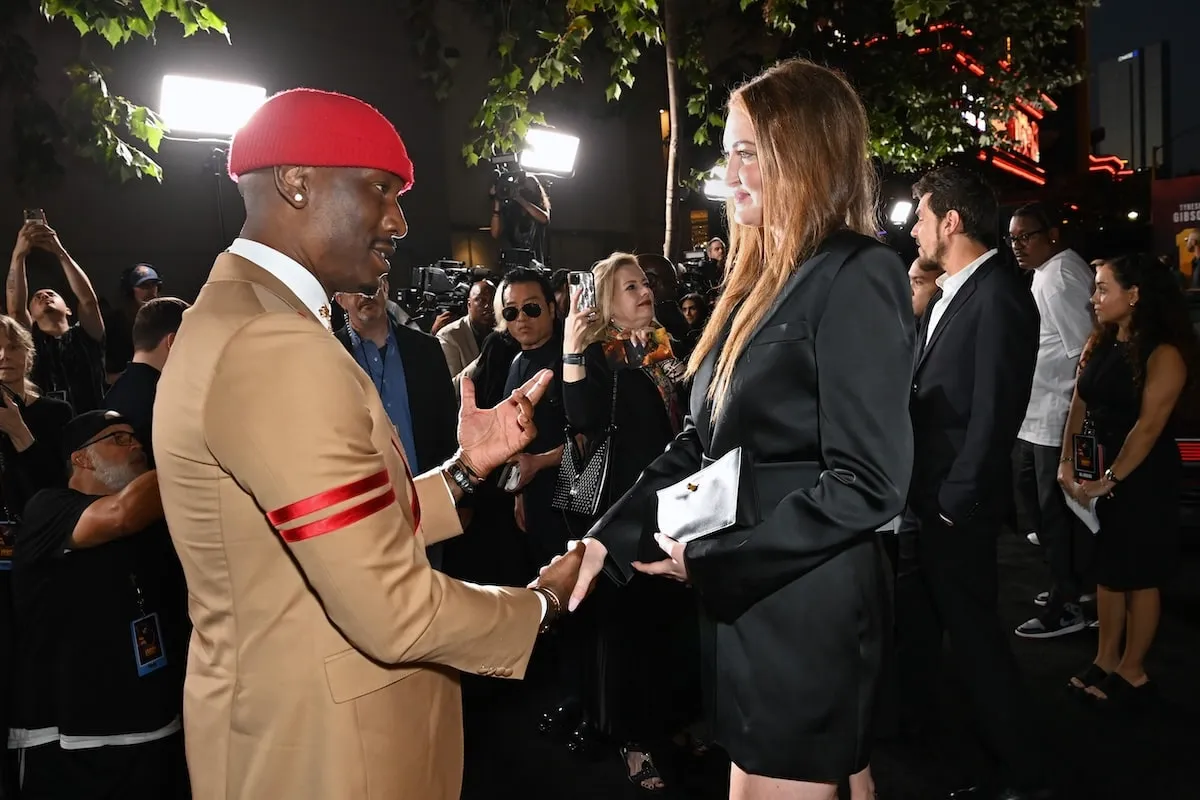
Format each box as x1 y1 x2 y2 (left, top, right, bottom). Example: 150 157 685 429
750 320 812 347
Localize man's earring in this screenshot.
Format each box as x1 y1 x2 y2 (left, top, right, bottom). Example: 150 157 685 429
294 193 304 202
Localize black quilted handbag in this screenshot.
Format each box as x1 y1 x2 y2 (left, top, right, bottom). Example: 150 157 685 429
550 370 618 517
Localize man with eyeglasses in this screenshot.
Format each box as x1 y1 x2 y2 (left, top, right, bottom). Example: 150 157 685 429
10 410 189 798
1006 204 1096 641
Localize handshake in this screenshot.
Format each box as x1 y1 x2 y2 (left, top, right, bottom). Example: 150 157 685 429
526 533 690 628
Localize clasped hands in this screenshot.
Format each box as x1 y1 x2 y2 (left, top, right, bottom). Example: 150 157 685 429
529 533 690 619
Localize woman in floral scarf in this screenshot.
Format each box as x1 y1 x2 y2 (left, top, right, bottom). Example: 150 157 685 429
559 252 698 793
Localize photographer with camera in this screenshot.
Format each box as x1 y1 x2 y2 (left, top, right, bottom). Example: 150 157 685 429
490 173 550 265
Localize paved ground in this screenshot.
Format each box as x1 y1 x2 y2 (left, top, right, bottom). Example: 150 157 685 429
461 531 1200 799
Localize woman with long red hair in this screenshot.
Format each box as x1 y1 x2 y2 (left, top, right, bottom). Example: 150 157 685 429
549 58 915 800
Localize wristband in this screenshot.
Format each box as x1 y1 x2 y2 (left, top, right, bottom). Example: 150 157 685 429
443 460 475 495
531 586 562 632
1103 467 1121 484
562 353 586 366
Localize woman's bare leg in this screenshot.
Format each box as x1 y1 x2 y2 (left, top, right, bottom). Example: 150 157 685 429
728 763 838 800
848 764 876 800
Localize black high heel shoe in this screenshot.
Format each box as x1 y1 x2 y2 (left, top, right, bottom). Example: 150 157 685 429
537 699 582 739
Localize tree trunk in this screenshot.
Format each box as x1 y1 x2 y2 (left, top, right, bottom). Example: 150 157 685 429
662 0 681 259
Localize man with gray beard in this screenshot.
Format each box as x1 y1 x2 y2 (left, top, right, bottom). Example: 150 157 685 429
9 410 189 799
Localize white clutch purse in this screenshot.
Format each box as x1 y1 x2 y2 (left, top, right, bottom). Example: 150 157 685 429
656 447 758 544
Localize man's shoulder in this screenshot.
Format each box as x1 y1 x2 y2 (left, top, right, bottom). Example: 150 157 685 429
438 315 471 339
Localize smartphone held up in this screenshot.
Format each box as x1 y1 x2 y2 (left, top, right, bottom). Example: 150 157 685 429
568 270 597 312
23 208 45 224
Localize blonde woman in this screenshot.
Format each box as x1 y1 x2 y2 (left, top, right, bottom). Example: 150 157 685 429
0 314 73 517
561 253 694 791
550 59 914 800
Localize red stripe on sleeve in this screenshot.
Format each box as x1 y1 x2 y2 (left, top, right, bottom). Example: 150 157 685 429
277 489 396 543
267 469 390 526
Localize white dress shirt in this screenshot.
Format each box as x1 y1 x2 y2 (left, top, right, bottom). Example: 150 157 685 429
1018 249 1094 447
926 248 996 345
227 238 332 330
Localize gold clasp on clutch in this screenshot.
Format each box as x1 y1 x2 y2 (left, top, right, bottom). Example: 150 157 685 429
686 483 699 492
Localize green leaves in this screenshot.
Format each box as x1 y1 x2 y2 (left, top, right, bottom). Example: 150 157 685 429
9 2 230 185
61 65 167 182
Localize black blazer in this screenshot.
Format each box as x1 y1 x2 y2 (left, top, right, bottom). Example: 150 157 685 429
908 251 1039 524
591 231 914 617
587 232 915 776
334 311 458 472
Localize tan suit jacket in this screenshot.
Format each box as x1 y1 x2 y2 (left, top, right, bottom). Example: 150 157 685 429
436 314 482 379
154 253 541 800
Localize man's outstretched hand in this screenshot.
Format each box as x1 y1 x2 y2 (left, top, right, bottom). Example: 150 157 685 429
458 369 552 476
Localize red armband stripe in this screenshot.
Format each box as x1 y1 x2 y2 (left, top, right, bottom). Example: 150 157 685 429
267 469 390 526
277 488 396 543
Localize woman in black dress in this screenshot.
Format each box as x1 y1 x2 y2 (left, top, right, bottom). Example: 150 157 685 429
547 59 914 800
1059 254 1198 707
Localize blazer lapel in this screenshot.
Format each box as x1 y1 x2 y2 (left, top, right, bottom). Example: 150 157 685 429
915 256 994 373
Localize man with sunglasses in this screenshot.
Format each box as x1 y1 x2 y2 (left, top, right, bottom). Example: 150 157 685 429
11 410 189 798
496 269 566 545
1006 204 1096 641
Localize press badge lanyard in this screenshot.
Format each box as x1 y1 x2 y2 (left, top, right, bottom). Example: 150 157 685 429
129 574 168 677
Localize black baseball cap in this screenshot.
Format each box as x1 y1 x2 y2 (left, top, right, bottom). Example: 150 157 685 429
62 410 129 459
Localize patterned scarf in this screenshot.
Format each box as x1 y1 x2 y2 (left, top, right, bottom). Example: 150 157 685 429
600 324 685 433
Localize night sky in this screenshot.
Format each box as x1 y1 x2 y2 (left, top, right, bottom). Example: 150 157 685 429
1089 0 1200 174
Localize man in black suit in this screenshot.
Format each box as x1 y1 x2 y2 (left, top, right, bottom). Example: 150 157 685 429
334 276 458 567
898 166 1050 800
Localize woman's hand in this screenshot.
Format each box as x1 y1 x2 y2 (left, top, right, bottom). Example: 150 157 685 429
1079 479 1117 499
632 533 689 583
563 285 595 355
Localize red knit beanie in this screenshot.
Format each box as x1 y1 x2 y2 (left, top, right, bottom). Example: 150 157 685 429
227 88 414 191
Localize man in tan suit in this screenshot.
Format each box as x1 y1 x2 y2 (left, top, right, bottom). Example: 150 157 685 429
437 279 494 382
153 88 581 800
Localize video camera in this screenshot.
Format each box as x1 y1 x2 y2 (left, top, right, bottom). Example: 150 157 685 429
401 260 492 319
678 249 720 294
490 153 526 203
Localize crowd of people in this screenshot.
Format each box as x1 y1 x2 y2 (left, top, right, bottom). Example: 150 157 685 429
0 59 1195 800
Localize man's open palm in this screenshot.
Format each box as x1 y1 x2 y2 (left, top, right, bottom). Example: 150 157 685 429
458 369 552 476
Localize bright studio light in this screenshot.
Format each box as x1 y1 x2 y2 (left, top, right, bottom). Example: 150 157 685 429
160 75 266 137
889 200 914 225
519 128 580 176
703 163 733 201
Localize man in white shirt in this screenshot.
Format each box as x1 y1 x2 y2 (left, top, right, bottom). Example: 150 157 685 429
1007 204 1096 639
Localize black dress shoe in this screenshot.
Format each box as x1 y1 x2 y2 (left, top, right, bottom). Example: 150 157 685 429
947 787 1055 800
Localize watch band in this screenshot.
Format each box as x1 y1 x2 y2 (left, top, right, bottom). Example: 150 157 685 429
1103 467 1121 483
444 460 475 495
562 353 586 366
